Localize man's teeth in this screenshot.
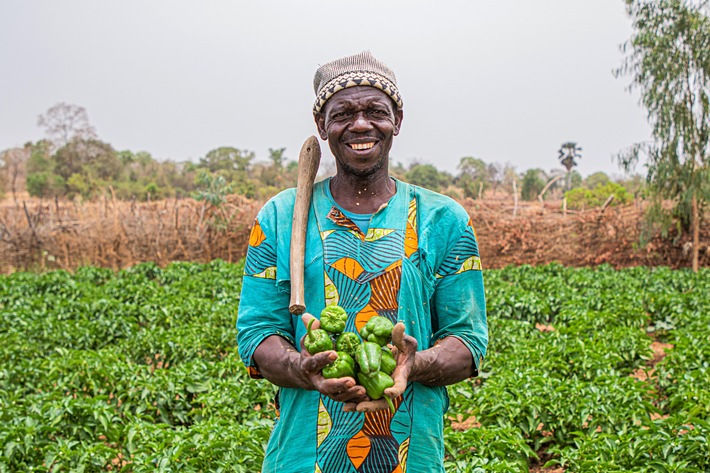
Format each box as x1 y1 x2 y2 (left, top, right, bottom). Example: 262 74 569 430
350 142 375 150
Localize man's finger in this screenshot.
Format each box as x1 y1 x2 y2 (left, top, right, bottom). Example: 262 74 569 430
383 384 405 398
391 322 405 348
303 350 337 371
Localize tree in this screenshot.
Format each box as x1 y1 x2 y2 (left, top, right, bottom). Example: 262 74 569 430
54 139 121 182
199 147 254 173
37 103 97 149
585 171 611 189
26 140 53 174
487 162 504 195
457 157 490 199
389 160 408 181
193 169 234 206
616 0 710 271
568 170 583 189
558 142 582 190
26 172 65 198
521 168 547 201
268 147 286 170
25 140 63 198
501 163 519 195
0 145 30 202
405 164 445 191
260 147 288 188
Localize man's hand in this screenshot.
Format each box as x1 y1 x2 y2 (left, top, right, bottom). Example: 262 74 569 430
300 314 368 404
343 322 418 413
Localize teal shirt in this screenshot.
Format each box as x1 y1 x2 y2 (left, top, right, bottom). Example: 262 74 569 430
237 178 488 473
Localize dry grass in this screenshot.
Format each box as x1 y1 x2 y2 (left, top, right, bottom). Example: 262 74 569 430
460 197 709 269
1 194 707 273
0 194 260 273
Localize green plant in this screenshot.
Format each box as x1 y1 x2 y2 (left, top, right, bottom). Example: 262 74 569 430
565 182 633 210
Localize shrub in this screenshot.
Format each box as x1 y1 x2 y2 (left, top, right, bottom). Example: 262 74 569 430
565 182 632 210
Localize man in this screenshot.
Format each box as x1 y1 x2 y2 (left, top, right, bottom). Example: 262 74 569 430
237 50 487 473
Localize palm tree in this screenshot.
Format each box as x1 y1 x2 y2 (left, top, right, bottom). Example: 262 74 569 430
558 142 582 189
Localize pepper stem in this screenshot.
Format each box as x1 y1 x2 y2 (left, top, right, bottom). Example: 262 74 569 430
385 396 395 414
307 318 316 341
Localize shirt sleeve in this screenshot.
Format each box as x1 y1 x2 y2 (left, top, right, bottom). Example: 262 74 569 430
430 217 488 373
236 213 295 378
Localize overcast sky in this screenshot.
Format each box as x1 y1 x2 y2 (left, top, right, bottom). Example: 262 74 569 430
1 1 652 178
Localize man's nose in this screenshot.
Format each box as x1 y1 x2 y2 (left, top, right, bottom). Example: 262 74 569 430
350 112 373 131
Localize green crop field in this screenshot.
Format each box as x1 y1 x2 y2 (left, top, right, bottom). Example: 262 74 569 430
1 261 708 472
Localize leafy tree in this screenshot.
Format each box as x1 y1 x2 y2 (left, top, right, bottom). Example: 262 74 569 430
192 169 234 207
192 169 235 230
24 140 63 198
520 168 547 201
568 170 583 189
457 157 490 199
37 103 97 149
616 0 710 271
389 160 408 181
66 173 93 199
26 172 66 198
260 147 291 188
585 172 611 189
617 173 646 197
406 163 446 191
268 147 286 170
54 139 121 182
199 147 254 173
26 140 54 174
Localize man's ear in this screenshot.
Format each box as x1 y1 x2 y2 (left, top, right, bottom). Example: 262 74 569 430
314 112 328 140
393 108 403 136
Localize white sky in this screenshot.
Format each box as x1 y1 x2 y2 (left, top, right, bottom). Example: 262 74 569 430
0 0 652 178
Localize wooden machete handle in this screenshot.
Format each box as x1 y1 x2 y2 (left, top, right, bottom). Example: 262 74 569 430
289 136 321 315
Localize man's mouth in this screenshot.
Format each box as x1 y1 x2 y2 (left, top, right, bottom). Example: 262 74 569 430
350 142 375 150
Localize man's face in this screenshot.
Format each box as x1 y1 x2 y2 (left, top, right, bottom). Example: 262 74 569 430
315 86 403 178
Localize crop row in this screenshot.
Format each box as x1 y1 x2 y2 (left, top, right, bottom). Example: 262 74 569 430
1 262 708 472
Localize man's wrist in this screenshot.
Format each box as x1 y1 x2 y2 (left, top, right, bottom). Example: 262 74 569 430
408 349 432 384
288 350 314 390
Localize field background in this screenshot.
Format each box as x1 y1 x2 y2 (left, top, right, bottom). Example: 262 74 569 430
1 193 709 472
2 194 708 274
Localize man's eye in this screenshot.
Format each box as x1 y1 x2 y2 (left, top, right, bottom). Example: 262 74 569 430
369 109 388 116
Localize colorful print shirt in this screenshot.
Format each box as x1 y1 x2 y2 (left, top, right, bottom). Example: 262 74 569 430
237 178 488 473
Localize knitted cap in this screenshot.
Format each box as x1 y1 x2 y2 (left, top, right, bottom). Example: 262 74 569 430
313 50 403 113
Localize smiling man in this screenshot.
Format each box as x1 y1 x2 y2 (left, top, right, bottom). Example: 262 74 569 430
237 51 488 473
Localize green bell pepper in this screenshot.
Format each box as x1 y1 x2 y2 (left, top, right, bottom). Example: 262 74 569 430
355 341 382 376
357 370 395 413
304 318 333 355
322 351 356 379
359 316 394 346
335 331 361 359
380 346 396 376
320 305 348 334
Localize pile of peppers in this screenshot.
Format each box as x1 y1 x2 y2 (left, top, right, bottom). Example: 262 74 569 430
303 306 398 413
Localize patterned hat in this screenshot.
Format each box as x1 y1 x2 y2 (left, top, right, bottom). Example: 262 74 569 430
313 50 403 113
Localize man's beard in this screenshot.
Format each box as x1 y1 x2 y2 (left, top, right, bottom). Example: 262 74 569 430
335 153 388 178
